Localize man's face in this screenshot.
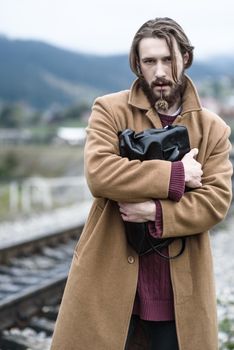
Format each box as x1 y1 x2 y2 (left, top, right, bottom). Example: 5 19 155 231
138 37 188 110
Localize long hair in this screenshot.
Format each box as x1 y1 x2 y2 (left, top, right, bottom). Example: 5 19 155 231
129 17 194 83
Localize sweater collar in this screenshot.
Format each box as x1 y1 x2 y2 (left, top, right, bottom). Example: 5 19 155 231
128 74 202 116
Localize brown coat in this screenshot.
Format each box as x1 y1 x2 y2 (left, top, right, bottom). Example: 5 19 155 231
51 76 233 350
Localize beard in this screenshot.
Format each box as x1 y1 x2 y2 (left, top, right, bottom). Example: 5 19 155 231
139 73 186 113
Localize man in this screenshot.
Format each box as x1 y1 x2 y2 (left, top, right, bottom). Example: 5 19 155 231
51 18 232 350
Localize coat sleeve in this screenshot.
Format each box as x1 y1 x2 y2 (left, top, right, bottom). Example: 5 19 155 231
160 126 233 237
84 96 172 202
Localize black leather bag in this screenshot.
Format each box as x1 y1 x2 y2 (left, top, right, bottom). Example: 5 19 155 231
119 125 190 258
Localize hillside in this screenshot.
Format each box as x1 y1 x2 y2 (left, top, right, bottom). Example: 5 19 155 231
0 36 233 109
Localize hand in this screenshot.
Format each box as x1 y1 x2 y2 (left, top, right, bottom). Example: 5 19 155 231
181 148 203 188
118 200 156 222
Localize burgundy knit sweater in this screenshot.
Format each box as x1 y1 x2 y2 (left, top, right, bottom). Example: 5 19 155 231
132 114 185 321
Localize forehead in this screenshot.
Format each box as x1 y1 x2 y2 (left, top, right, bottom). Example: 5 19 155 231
138 36 181 59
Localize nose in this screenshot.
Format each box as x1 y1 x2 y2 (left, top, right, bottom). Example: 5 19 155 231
154 62 166 79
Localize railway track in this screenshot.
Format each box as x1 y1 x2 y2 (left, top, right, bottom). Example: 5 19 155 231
0 224 83 349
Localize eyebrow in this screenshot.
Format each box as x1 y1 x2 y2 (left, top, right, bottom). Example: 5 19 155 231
141 55 172 60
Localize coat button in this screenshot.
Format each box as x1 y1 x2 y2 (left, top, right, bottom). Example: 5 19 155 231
128 256 135 264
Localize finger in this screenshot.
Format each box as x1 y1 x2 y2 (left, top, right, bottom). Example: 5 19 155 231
118 202 125 210
187 180 202 188
121 213 128 221
194 181 202 188
190 148 198 158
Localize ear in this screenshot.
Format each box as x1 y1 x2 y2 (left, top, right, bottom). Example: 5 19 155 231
183 52 189 66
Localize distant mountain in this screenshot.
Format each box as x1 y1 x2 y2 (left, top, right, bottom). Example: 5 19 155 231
0 36 233 109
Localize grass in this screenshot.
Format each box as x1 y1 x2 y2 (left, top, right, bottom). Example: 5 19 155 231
219 317 234 350
0 185 11 218
0 144 85 220
0 144 84 179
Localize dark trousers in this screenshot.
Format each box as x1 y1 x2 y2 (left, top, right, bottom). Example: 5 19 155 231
125 315 179 350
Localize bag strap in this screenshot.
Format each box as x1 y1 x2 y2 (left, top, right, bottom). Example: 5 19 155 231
142 235 186 259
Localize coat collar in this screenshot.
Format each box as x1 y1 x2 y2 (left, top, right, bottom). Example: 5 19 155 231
128 74 202 116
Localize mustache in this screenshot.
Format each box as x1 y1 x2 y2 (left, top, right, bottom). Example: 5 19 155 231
151 78 173 88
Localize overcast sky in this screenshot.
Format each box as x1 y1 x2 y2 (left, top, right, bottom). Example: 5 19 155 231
0 0 234 59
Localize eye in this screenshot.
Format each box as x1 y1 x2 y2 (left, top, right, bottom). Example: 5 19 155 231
164 57 172 63
143 58 155 65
